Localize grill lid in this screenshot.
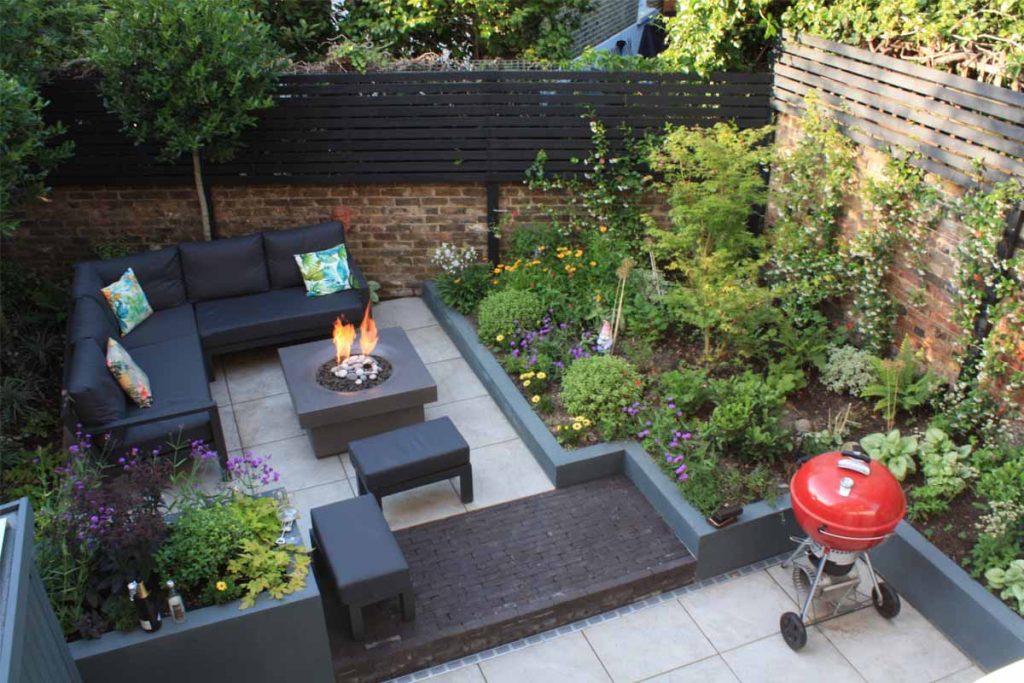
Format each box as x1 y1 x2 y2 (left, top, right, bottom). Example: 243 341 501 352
790 450 906 541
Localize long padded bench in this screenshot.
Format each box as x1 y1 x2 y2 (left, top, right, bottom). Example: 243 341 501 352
64 220 369 459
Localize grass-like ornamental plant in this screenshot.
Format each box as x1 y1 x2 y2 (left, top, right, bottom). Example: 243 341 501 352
477 289 545 345
560 355 642 439
89 0 285 240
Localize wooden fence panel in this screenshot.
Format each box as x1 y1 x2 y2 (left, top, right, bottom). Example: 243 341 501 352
43 71 773 185
773 33 1024 188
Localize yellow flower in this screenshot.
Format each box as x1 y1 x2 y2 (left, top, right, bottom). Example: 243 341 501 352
496 334 505 342
216 581 227 592
523 380 531 387
493 267 502 274
492 279 499 285
572 422 582 431
555 425 562 432
590 261 597 267
574 249 583 258
582 418 592 427
594 293 602 302
599 225 608 233
536 372 547 379
531 395 541 404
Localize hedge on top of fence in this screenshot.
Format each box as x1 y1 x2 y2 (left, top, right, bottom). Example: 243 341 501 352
42 70 773 186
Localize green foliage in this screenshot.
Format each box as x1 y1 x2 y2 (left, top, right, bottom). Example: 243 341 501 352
783 0 1024 88
323 38 393 73
155 495 279 604
0 72 74 234
436 263 492 315
661 0 780 75
337 0 593 60
861 337 942 431
0 0 99 86
250 0 335 61
974 446 1024 504
477 289 545 344
227 539 311 609
527 115 657 251
821 344 876 397
706 371 792 461
910 428 976 520
986 559 1024 616
657 367 714 416
767 95 856 328
560 355 642 439
650 122 773 262
89 0 286 164
859 429 918 481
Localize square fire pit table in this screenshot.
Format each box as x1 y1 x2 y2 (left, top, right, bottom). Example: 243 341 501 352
279 327 438 458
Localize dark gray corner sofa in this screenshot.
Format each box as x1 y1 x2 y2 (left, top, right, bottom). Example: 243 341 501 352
64 220 369 463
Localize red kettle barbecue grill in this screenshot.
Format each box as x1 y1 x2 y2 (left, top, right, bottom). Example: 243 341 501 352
779 449 906 650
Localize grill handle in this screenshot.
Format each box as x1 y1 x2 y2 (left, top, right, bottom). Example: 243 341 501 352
841 449 871 463
817 526 891 543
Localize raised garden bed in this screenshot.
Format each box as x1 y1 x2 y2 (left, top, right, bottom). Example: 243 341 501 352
424 281 1024 672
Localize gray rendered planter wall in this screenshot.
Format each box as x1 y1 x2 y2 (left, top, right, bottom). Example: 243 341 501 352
423 280 1024 671
70 579 333 683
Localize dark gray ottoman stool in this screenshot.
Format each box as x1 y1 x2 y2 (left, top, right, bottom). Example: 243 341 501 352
310 494 414 640
349 416 473 506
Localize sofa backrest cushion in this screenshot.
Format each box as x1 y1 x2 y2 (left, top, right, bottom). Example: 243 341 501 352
72 247 187 311
179 234 270 302
67 339 127 426
68 295 119 346
262 220 347 290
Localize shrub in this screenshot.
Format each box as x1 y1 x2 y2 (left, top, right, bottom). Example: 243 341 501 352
859 430 918 481
561 355 642 439
706 371 791 461
910 428 976 520
974 446 1024 504
477 289 545 344
821 344 876 396
657 367 713 416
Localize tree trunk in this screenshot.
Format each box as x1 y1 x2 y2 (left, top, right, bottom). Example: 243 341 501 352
192 149 212 241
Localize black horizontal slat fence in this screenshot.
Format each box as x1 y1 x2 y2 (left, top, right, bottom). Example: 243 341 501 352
774 32 1024 189
43 71 772 185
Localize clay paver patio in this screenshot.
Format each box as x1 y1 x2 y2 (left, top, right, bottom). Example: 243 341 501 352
205 297 981 683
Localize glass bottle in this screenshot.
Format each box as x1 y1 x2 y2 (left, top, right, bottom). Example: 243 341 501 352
166 580 186 624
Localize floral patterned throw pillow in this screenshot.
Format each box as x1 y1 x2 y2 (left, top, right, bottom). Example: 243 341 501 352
106 338 153 407
101 268 153 335
294 243 352 297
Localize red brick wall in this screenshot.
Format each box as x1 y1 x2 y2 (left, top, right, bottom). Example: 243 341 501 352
772 112 973 379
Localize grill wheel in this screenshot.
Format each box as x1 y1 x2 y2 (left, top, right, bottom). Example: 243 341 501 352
871 581 901 619
780 612 807 651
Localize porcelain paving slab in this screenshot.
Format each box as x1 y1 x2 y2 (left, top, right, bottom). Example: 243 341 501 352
223 346 287 403
425 357 488 405
583 600 715 682
479 633 611 683
463 438 553 510
374 297 439 331
425 396 517 449
234 392 305 448
679 571 797 652
817 600 970 683
405 325 461 364
721 631 865 683
643 656 740 683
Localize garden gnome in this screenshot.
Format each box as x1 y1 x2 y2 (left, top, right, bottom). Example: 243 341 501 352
596 320 613 353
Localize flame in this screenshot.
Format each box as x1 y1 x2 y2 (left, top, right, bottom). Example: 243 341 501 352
359 302 378 356
333 317 356 364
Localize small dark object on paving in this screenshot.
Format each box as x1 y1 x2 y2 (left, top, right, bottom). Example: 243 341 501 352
311 494 415 642
316 355 393 392
350 417 472 506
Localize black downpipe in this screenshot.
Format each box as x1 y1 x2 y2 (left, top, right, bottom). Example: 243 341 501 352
486 182 501 266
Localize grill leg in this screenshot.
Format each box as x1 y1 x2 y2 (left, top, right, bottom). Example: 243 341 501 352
799 549 830 621
782 537 811 569
862 552 882 596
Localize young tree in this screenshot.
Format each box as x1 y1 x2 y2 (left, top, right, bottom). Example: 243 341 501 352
90 0 285 239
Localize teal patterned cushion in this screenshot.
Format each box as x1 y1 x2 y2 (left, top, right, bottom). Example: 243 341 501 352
294 243 352 297
106 338 153 407
101 268 153 335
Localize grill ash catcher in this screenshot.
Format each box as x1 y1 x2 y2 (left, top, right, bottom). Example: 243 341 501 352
779 449 905 651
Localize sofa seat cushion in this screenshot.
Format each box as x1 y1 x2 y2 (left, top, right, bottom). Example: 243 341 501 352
73 246 186 310
195 286 366 349
180 234 270 302
121 304 198 350
263 220 347 290
125 335 211 417
121 412 212 458
67 339 127 426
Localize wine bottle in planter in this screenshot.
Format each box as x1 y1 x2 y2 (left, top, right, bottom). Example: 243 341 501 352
128 580 162 633
166 580 186 624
